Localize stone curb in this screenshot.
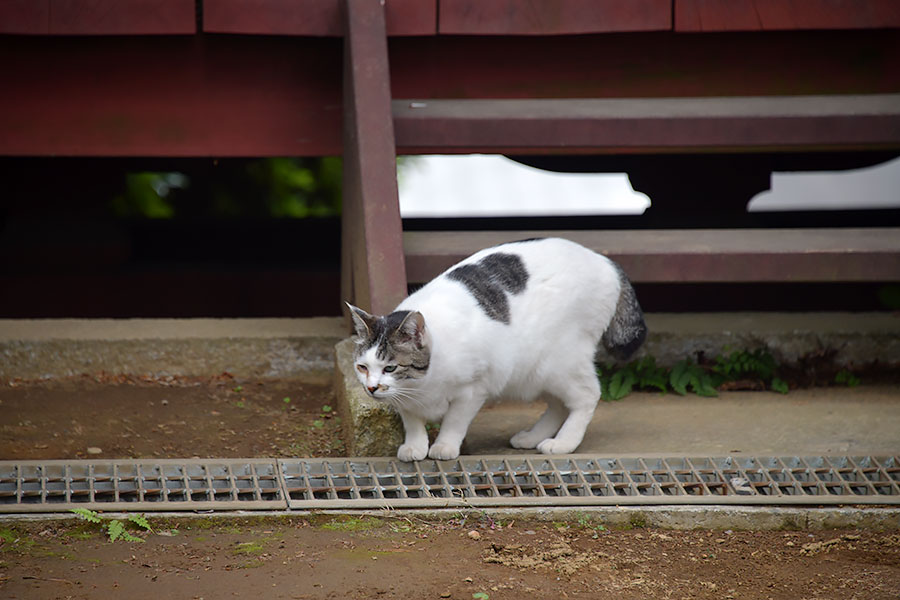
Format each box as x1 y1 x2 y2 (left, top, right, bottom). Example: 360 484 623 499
2 506 897 531
334 338 403 456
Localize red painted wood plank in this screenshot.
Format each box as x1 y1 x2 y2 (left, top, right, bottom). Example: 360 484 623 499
391 95 900 155
0 0 50 34
47 0 195 35
389 31 900 99
404 229 900 283
439 0 671 35
203 0 436 36
676 0 900 32
0 36 343 156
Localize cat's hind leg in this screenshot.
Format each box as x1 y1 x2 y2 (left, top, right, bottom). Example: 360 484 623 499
535 368 600 455
510 397 567 449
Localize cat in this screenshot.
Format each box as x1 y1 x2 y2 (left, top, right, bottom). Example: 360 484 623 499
347 237 646 462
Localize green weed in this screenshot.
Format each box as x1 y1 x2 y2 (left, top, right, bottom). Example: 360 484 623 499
319 516 383 532
70 508 152 543
835 369 861 387
598 348 793 400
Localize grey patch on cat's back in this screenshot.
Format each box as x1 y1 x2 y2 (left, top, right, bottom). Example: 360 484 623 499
447 252 529 324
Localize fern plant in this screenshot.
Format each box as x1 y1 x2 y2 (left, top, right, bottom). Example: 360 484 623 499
71 508 152 543
598 348 790 401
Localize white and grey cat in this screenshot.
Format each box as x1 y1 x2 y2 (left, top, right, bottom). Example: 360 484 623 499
347 237 646 462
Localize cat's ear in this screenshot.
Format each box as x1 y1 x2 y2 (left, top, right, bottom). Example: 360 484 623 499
346 302 375 341
393 311 427 349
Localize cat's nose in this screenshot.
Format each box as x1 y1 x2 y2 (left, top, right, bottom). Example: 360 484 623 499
367 385 378 395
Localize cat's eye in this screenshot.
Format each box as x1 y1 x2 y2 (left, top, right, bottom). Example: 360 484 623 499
383 365 397 373
356 364 368 374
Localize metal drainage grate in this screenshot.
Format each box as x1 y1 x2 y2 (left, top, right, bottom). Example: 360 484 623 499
0 460 284 513
1 455 898 512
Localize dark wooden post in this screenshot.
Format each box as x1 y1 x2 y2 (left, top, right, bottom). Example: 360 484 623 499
341 0 408 320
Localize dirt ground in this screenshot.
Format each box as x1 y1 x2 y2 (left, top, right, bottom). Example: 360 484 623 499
0 375 343 460
1 377 899 599
1 514 898 600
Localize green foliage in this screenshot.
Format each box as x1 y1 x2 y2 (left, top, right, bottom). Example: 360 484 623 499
70 509 151 543
599 356 668 400
669 359 719 397
835 369 861 387
110 157 343 219
770 378 790 394
712 349 776 381
70 507 101 524
598 348 793 400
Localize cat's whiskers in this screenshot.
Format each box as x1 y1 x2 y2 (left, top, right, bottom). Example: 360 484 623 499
386 386 425 411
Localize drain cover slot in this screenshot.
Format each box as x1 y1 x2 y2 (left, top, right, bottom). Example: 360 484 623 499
1 455 897 512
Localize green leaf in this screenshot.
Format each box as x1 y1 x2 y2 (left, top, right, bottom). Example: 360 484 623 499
473 593 490 600
608 370 636 401
283 397 291 404
71 508 101 523
669 361 692 396
120 530 145 543
128 514 152 532
771 378 789 394
835 370 861 387
312 420 325 429
693 373 719 397
105 520 125 543
321 405 332 413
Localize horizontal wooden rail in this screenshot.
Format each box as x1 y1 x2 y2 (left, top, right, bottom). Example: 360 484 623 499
403 229 900 284
393 95 900 155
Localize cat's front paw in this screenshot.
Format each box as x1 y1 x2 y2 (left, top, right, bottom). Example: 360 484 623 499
536 438 578 455
427 441 460 461
397 443 428 462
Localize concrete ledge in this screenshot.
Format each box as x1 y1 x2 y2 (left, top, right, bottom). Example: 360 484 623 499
623 312 900 367
0 318 345 380
334 338 403 457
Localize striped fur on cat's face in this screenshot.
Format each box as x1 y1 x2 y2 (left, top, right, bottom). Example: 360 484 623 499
347 304 431 402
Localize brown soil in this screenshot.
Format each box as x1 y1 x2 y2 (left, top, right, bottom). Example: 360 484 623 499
2 377 898 599
0 375 343 460
1 515 898 599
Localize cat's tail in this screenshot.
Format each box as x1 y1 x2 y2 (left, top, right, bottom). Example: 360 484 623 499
600 265 647 361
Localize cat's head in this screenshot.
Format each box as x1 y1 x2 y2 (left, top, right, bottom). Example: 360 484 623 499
346 303 431 401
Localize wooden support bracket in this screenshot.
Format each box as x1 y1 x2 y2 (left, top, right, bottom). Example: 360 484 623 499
341 0 408 319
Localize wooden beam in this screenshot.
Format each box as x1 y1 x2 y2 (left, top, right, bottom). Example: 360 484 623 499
204 0 436 36
393 95 900 155
438 0 670 35
341 0 407 317
0 0 49 34
0 35 343 157
404 229 900 283
675 0 900 32
51 0 195 35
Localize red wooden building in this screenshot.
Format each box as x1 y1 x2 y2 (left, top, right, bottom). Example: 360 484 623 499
2 0 899 317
